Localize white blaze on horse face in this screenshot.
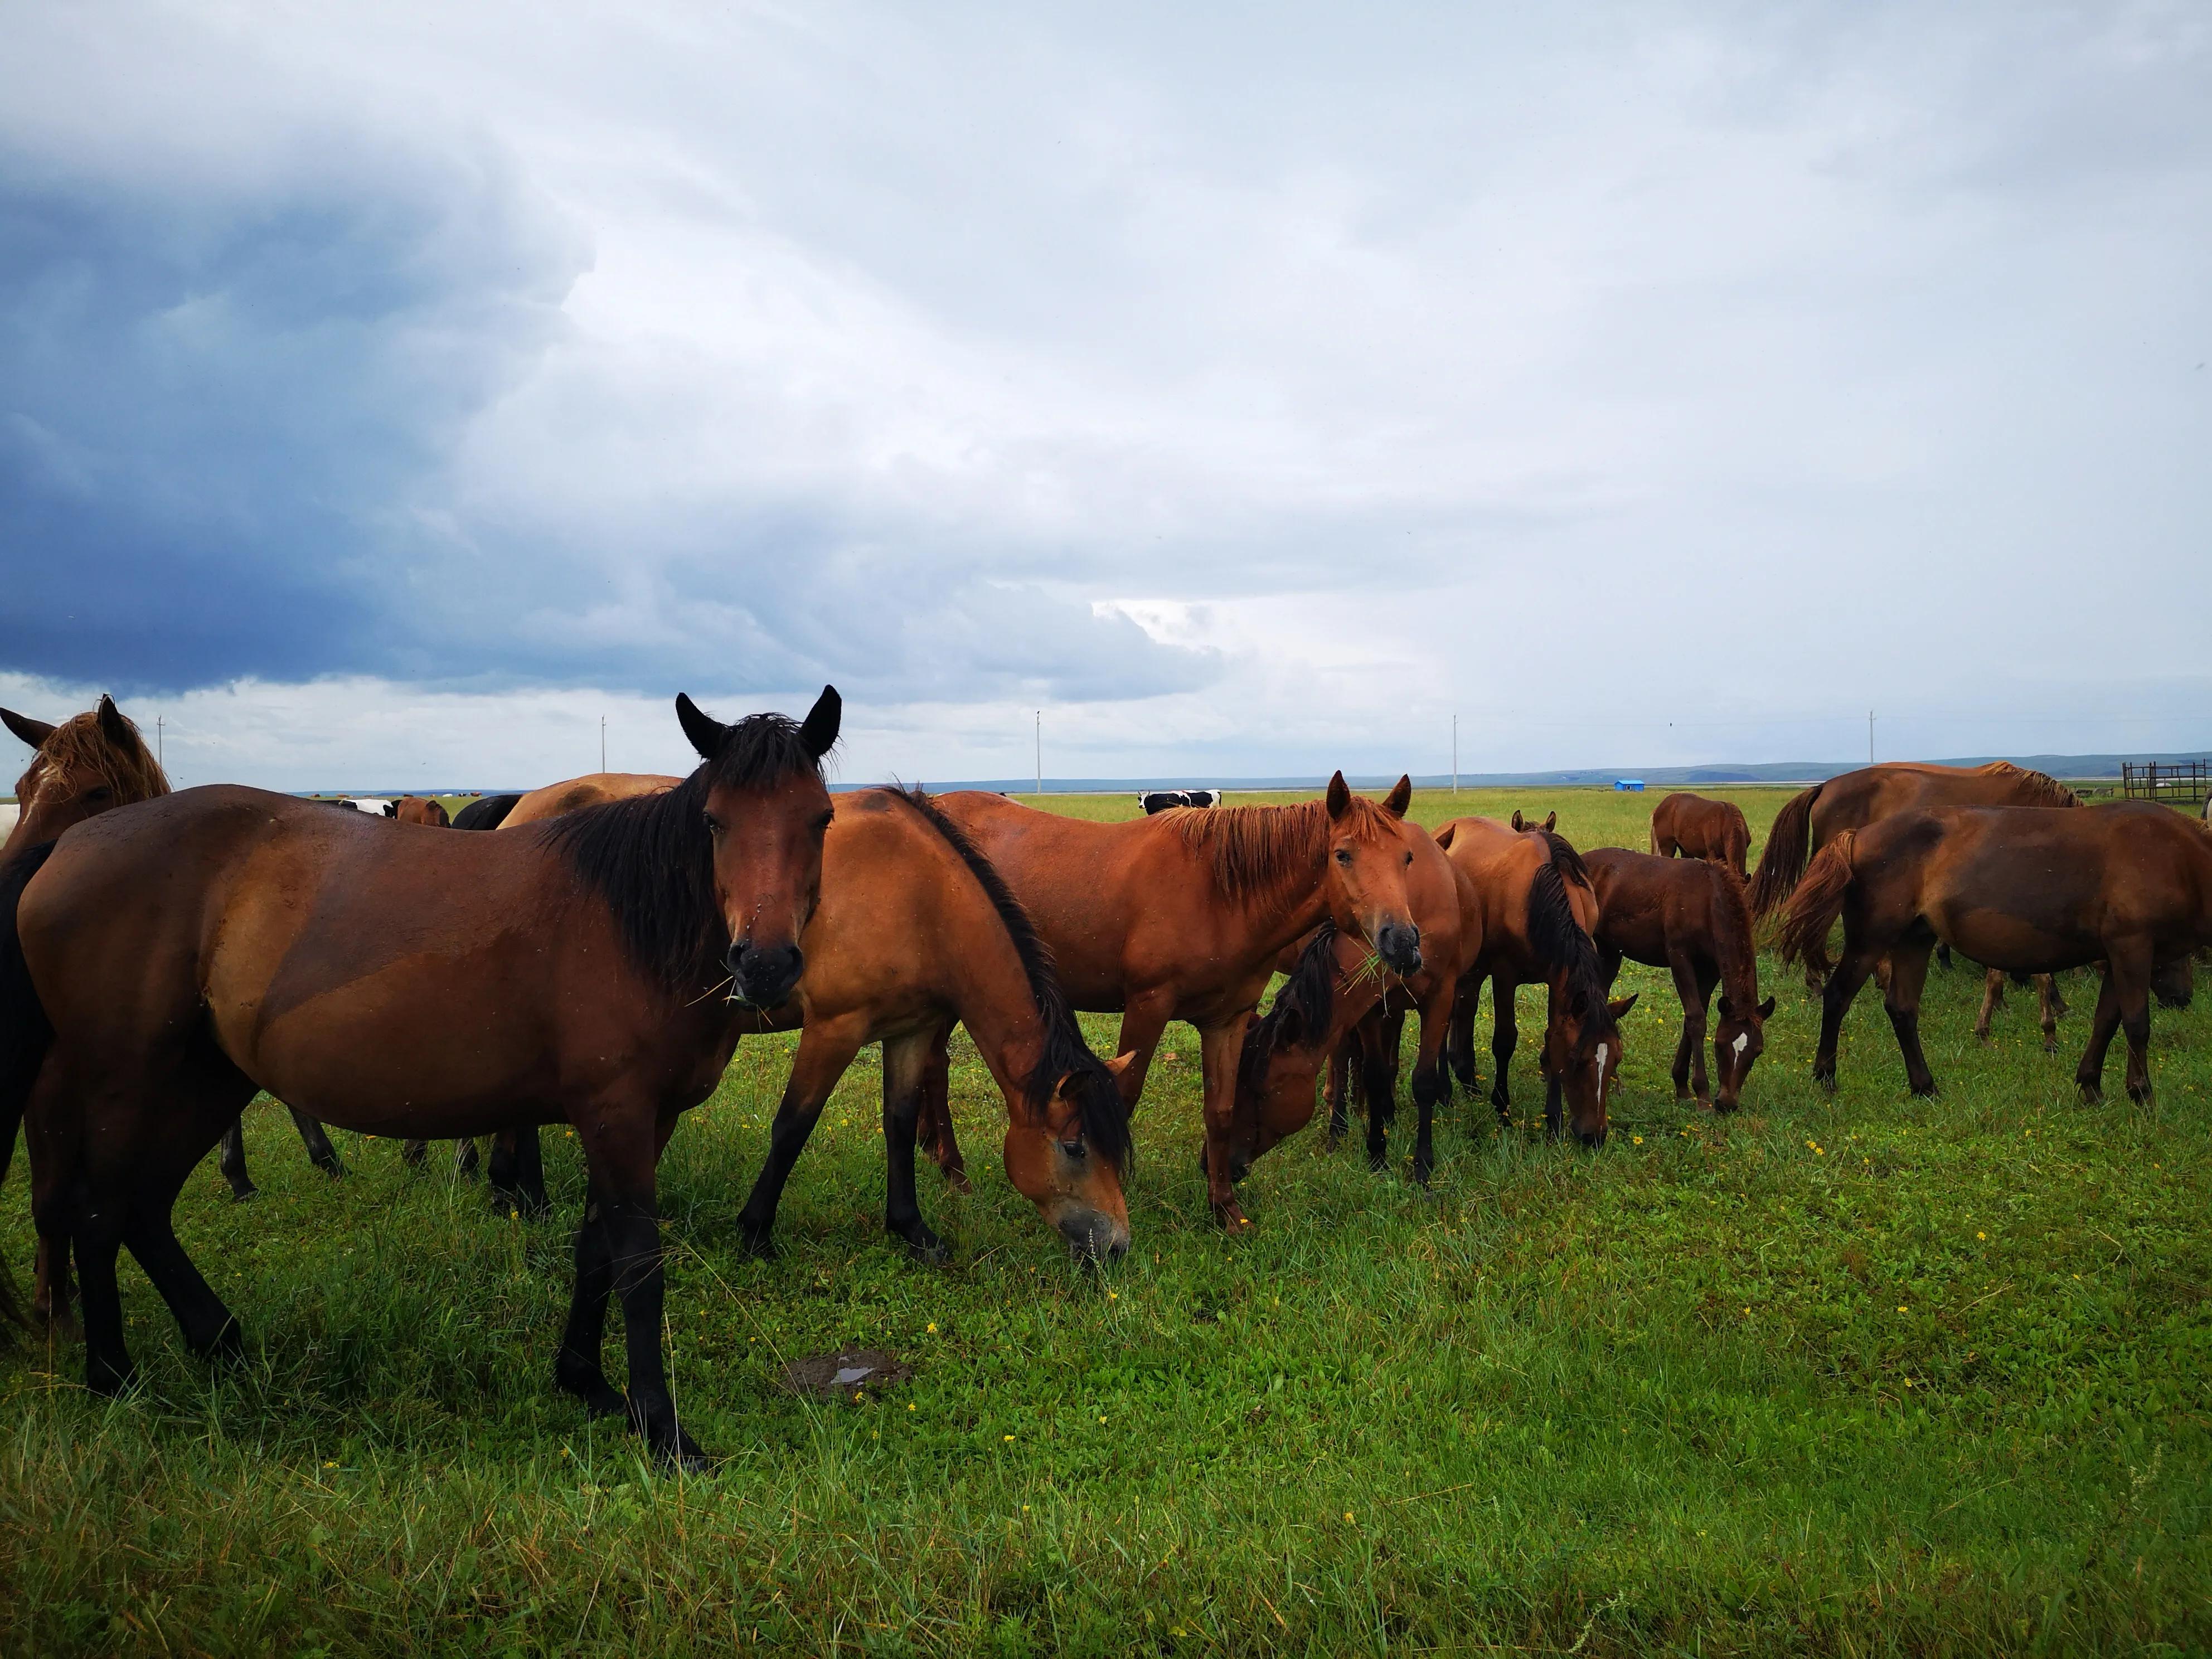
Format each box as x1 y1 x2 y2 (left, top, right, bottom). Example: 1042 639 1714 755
1732 1031 1749 1056
1594 1041 1609 1094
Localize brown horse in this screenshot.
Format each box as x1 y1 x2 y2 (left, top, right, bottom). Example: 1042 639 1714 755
2 697 169 860
913 775 1427 1226
1436 817 1634 1146
0 689 840 1468
1649 792 1750 879
730 788 1132 1261
1235 826 1481 1184
502 773 675 828
1510 809 1556 833
1778 803 2212 1103
1747 759 2078 1030
1584 848 1773 1112
394 795 451 827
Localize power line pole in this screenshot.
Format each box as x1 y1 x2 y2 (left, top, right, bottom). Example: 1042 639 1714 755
1035 710 1042 797
156 716 164 770
1868 710 1875 765
1452 713 1458 796
600 715 607 773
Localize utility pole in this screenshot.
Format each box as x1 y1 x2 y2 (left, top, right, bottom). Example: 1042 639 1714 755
1452 713 1458 796
600 715 607 773
1868 710 1875 765
1035 710 1042 798
156 716 164 770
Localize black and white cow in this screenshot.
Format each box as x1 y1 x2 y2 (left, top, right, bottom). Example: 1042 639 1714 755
1137 789 1223 814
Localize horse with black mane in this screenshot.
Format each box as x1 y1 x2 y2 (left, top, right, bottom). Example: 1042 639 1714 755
1435 817 1634 1146
1 689 841 1468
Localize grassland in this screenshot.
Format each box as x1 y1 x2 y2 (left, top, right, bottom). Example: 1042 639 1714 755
2 785 2207 1656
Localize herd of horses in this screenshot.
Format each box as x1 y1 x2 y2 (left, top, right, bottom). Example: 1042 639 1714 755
2 693 2209 1467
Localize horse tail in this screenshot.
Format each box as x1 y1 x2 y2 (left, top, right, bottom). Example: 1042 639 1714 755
1748 783 1821 921
0 841 58 1332
1777 830 1856 977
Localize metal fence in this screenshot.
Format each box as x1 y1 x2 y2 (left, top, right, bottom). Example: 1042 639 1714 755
2121 759 2210 806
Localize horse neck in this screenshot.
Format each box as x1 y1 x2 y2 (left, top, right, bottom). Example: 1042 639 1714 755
942 923 1056 1124
1707 869 1761 1006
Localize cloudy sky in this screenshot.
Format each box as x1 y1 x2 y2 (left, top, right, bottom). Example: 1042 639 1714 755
2 2 2208 790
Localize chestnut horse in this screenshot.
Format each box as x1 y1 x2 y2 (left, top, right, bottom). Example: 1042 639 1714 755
1436 817 1634 1146
1236 826 1481 1184
394 795 450 827
0 689 840 1468
1584 847 1773 1112
1778 803 2212 1103
3 697 169 860
502 773 675 828
913 775 1427 1226
1648 792 1750 879
730 788 1132 1262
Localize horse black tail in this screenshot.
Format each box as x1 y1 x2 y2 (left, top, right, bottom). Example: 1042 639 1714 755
1748 783 1821 923
0 841 58 1332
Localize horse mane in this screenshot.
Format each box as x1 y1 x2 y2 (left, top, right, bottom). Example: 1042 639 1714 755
1985 761 2079 808
1525 857 1616 1047
537 712 823 995
891 789 1129 1171
1532 827 1592 891
1704 861 1759 1002
1174 798 1390 906
14 707 170 804
1236 921 1339 1106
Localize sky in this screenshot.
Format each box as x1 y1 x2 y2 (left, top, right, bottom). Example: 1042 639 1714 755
2 1 2208 790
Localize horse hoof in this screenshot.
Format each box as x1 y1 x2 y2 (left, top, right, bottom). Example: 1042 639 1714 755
2077 1085 2103 1106
85 1358 139 1398
320 1162 350 1180
193 1317 248 1366
1212 1201 1254 1233
228 1185 259 1204
553 1359 628 1419
900 1230 953 1267
2043 1038 2059 1055
738 1228 782 1263
2127 1085 2153 1107
942 1166 973 1194
1365 1153 1388 1175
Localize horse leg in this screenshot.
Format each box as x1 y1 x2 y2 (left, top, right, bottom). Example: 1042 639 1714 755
734 1017 868 1258
1812 948 1879 1093
127 1197 244 1365
1936 943 1953 971
488 1128 551 1217
2074 968 2122 1103
2035 973 2064 1051
1324 1033 1353 1144
1361 1010 1401 1174
1408 984 1454 1187
1882 939 1938 1097
1112 991 1175 1114
913 1035 971 1192
1444 978 1479 1096
287 1106 347 1179
216 1116 256 1201
400 1138 430 1169
1198 1013 1255 1229
1489 974 1517 1120
1975 968 2004 1042
881 1031 950 1263
2106 942 2156 1105
1667 952 1707 1107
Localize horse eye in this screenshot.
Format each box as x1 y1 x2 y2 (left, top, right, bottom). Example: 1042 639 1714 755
1335 850 1352 866
1059 1138 1087 1160
1403 851 1413 865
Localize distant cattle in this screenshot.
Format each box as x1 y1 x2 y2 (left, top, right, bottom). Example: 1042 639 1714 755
1137 789 1223 814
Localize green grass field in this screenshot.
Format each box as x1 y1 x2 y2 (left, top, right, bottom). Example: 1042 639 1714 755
3 785 2208 1655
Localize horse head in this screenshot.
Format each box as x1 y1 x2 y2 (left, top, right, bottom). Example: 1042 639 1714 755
1321 772 1424 977
1002 1051 1135 1262
3 696 169 858
675 686 841 1008
1711 993 1777 1112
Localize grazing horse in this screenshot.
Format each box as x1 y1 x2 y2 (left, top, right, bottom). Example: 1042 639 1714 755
394 795 450 827
1648 793 1751 879
1778 803 2212 1104
1584 848 1773 1112
452 793 523 831
0 689 841 1468
731 788 1132 1262
913 775 1427 1226
1234 827 1481 1184
1746 759 2078 1032
1435 817 1634 1146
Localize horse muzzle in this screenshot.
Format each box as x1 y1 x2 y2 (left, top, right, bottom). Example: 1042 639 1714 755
1058 1208 1129 1263
1375 921 1423 977
726 940 804 1008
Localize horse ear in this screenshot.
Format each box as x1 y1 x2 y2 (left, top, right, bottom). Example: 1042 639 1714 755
675 693 726 762
1758 996 1777 1020
799 685 841 761
1608 993 1639 1021
1325 770 1351 819
1511 810 1525 832
1382 775 1412 817
1434 823 1456 850
1544 811 1557 832
96 695 133 751
1 707 55 750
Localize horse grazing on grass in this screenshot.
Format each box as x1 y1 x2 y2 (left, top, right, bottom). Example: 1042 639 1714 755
1435 817 1634 1146
0 688 841 1469
452 793 523 831
394 795 450 827
1649 793 1751 879
1777 803 2212 1104
1234 826 1481 1184
912 775 1427 1226
1584 848 1772 1112
730 788 1132 1262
